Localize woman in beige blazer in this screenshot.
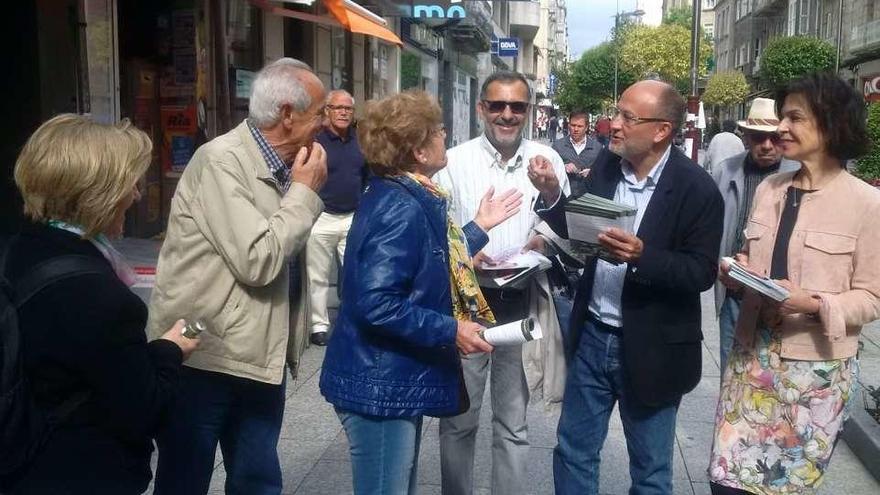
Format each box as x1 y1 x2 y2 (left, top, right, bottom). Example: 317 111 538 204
708 73 880 494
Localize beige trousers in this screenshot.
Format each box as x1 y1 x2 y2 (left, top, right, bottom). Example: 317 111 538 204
305 211 353 334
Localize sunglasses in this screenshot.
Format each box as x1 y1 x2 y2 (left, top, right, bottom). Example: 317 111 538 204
747 132 781 144
482 100 530 115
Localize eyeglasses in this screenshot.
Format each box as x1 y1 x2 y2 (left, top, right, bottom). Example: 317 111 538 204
482 100 530 115
611 107 670 127
433 124 447 136
747 131 781 144
326 105 354 113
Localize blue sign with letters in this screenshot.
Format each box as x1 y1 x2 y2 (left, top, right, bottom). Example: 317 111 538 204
498 38 519 57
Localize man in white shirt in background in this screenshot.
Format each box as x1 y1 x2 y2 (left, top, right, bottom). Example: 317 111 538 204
435 71 570 495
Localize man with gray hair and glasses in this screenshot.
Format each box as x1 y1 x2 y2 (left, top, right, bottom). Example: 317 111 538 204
148 57 327 494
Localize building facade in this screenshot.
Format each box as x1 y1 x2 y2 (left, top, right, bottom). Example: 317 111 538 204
6 0 569 236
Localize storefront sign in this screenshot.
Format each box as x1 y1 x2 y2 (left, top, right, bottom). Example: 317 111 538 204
235 69 256 99
862 74 880 102
498 38 519 57
396 2 466 19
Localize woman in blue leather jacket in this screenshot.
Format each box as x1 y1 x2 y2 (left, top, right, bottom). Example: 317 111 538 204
319 90 522 494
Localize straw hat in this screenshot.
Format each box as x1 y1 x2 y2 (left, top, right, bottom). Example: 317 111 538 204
737 98 780 132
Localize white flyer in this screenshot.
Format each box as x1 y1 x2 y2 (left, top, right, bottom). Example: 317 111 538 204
480 318 543 346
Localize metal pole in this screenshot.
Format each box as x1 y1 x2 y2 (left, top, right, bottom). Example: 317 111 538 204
835 0 844 73
614 0 619 102
689 0 702 97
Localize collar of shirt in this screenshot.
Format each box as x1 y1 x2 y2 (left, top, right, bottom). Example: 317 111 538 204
320 126 353 143
570 136 587 148
247 120 291 193
479 134 525 173
619 145 672 192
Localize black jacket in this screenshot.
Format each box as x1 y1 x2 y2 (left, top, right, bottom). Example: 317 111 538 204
552 136 603 198
539 147 723 407
3 223 182 494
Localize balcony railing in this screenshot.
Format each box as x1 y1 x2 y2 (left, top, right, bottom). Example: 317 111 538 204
850 20 880 54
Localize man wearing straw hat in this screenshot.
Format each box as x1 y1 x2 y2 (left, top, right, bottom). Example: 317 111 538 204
712 97 800 373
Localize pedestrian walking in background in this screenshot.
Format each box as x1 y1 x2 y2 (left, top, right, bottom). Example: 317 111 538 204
148 58 328 495
704 119 745 174
536 80 724 494
553 111 601 198
1 115 198 494
305 89 367 347
709 73 880 495
594 114 611 147
436 71 570 495
319 90 521 494
548 114 559 142
712 98 800 374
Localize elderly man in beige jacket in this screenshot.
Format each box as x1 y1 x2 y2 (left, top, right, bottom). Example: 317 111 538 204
147 58 327 495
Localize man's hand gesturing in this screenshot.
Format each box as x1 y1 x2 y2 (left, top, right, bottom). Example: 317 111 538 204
291 143 328 193
527 155 561 204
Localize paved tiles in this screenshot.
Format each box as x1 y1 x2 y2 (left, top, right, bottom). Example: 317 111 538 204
118 237 879 494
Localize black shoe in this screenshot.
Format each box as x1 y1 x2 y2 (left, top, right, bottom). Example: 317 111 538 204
310 331 329 346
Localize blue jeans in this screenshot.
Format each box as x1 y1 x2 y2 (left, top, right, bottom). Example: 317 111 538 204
337 409 423 495
554 321 680 495
718 296 741 374
154 367 286 495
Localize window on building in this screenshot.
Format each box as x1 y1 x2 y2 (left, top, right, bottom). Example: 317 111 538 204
798 0 810 35
824 12 833 39
753 37 761 60
787 0 797 35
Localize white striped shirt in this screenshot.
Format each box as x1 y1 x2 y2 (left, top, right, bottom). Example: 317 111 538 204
435 135 570 260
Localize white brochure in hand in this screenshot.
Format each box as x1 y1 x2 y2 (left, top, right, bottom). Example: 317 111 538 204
480 318 543 346
722 257 790 302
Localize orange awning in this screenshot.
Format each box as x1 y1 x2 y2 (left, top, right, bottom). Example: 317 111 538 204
321 0 402 46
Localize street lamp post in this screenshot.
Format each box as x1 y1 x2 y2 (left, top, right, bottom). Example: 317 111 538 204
612 4 645 103
685 0 703 163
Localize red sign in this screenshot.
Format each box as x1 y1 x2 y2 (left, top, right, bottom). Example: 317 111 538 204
862 74 880 102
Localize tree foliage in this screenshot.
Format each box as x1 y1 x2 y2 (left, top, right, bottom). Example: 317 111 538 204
758 36 835 89
702 71 751 107
662 5 693 29
619 23 712 89
856 102 880 182
554 42 636 114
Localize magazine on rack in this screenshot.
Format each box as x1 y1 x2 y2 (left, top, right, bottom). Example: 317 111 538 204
721 257 790 302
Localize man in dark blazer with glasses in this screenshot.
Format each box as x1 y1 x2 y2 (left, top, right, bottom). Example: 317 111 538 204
527 79 723 494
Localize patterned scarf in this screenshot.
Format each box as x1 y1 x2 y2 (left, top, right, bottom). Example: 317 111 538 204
405 173 495 324
47 220 138 287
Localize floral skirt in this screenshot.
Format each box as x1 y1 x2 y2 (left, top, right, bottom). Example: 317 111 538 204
708 328 857 494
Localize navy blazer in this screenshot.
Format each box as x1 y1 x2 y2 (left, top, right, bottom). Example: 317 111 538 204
540 146 724 407
320 175 487 418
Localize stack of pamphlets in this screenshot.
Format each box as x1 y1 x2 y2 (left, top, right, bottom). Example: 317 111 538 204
563 193 637 263
476 248 552 290
721 257 790 302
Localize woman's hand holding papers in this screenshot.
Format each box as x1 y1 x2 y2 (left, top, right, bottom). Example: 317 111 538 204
769 279 821 316
474 186 524 231
598 227 643 264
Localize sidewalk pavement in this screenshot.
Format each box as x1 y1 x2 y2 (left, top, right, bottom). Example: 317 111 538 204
115 237 880 495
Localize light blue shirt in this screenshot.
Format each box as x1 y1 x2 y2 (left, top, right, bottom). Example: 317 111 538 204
588 146 672 327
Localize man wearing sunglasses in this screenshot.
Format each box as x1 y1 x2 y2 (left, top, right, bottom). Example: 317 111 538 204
531 79 724 494
712 98 800 374
435 71 569 495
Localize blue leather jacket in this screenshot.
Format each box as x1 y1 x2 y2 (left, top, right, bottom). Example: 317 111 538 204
319 175 487 418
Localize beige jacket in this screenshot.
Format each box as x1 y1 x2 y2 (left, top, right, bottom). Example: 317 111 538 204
147 121 323 384
735 170 880 360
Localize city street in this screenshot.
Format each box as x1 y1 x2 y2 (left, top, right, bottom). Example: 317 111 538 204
114 238 880 495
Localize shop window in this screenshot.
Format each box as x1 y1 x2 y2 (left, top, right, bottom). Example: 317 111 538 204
400 51 421 90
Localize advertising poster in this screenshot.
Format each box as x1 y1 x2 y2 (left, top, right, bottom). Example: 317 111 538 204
160 105 197 176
